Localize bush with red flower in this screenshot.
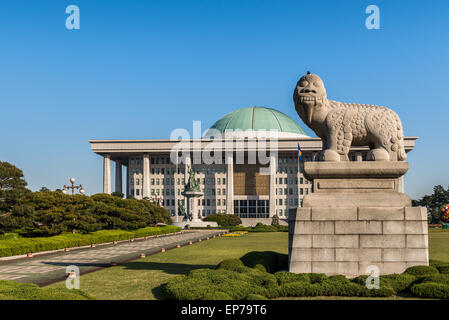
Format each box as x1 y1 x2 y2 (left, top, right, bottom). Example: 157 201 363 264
441 204 449 223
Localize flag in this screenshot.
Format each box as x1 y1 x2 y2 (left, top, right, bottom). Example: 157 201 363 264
297 144 303 160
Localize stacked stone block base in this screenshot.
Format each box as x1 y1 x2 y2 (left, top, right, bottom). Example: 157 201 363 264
288 162 429 278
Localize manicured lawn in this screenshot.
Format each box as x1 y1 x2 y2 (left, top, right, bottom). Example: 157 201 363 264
47 232 288 300
46 230 449 300
428 230 449 262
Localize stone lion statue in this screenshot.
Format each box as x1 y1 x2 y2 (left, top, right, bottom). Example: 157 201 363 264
293 72 406 161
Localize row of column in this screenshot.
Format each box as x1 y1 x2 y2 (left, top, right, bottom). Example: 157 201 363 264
102 153 279 218
103 155 124 195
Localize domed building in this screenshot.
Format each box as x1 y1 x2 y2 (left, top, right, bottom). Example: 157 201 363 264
89 106 416 226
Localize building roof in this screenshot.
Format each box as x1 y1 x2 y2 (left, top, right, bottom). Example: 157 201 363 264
204 106 309 138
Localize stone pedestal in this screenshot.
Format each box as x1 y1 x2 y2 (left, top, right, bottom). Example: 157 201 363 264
288 162 428 278
173 191 218 228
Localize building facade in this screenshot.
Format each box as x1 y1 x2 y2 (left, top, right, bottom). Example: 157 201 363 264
90 107 417 225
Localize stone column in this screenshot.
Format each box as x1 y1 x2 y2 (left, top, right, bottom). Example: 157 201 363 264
174 157 179 221
103 155 111 194
269 153 277 217
115 160 122 193
142 154 150 199
226 154 234 215
398 176 404 193
126 160 130 198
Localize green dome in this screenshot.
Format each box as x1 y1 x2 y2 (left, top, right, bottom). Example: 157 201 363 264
205 107 308 138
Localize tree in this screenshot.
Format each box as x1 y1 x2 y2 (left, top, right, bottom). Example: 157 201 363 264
39 187 51 192
0 162 29 213
0 162 27 191
413 185 449 223
111 191 124 198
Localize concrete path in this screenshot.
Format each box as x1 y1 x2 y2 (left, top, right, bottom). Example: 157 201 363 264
0 230 225 286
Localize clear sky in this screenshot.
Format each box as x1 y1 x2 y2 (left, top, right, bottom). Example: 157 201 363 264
0 0 448 199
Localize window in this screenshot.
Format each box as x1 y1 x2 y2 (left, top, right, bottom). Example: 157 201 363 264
156 179 160 185
136 189 140 196
223 178 226 184
222 189 226 195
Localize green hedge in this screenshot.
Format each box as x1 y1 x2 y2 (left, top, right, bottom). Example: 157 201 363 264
228 224 288 233
203 214 242 227
0 280 93 300
0 225 181 257
163 256 449 300
0 233 19 240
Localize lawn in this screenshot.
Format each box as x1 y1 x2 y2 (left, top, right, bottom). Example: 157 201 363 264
46 230 449 300
47 232 288 300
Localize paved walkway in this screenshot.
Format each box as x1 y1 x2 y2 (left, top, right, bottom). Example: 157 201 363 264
0 230 225 286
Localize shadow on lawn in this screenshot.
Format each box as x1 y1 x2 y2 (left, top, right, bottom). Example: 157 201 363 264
122 261 216 275
123 261 217 300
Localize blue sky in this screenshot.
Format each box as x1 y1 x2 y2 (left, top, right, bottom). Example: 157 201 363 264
0 0 448 199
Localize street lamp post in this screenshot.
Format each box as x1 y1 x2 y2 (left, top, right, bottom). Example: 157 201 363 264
62 178 85 195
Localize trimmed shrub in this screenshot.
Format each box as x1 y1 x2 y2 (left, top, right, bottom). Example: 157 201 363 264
0 225 181 257
432 262 449 274
203 214 241 227
410 282 449 299
202 291 233 300
247 270 280 298
217 259 249 273
228 224 288 233
246 294 268 300
164 268 270 300
310 273 328 284
319 276 363 296
275 271 311 286
279 281 321 297
415 274 449 285
404 265 439 276
0 233 19 240
0 280 93 300
381 274 416 293
240 251 287 273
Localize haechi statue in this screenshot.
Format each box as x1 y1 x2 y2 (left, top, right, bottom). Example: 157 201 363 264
293 72 407 162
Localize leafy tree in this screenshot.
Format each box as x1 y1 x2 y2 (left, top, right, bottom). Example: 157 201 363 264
413 185 449 223
39 187 51 192
0 162 29 213
111 191 124 198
